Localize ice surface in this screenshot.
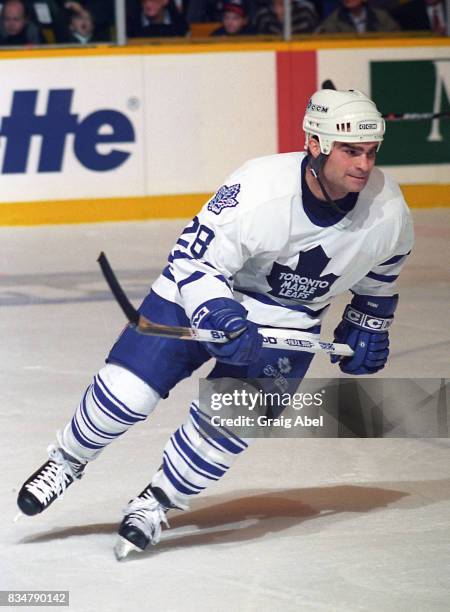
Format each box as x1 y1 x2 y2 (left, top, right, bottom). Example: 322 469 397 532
1 210 449 611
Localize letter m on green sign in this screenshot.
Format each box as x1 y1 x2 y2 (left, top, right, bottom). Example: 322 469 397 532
371 60 450 165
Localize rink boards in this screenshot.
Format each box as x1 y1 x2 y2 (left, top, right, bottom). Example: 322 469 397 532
0 38 449 224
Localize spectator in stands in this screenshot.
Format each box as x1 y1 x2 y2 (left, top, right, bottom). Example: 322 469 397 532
392 0 447 35
59 2 113 41
0 0 45 45
253 0 319 35
127 0 188 37
211 0 255 34
63 2 96 43
317 0 400 32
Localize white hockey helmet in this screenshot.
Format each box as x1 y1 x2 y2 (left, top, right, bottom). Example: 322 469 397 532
303 89 385 155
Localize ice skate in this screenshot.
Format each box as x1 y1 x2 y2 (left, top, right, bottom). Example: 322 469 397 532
17 437 85 517
114 485 170 561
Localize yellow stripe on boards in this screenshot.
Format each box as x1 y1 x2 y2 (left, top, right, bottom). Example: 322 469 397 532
0 185 449 226
0 36 448 61
400 184 450 209
0 194 212 226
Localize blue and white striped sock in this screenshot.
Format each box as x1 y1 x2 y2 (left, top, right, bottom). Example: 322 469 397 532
151 401 250 510
59 364 160 462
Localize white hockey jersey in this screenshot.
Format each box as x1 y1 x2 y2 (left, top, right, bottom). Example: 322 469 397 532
151 152 414 331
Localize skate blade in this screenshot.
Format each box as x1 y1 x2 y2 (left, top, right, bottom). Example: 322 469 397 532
13 511 24 523
114 536 143 561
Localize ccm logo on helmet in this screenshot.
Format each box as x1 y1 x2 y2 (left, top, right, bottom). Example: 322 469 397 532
307 101 329 113
344 307 392 331
358 123 378 130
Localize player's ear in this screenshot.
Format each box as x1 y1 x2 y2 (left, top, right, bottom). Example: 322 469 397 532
307 135 321 159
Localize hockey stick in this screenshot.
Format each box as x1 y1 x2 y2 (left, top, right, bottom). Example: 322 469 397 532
321 79 450 121
97 252 354 357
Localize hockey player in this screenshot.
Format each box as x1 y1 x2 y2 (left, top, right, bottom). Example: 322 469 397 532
17 89 413 559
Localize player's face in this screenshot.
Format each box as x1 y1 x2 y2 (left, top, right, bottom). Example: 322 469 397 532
322 141 378 198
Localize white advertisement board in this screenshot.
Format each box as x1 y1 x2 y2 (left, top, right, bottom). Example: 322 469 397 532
142 52 277 195
0 55 146 202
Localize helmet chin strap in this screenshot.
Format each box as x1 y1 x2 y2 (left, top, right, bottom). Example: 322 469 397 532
308 152 347 215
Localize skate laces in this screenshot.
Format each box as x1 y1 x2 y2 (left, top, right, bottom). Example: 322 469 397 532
123 492 169 545
24 445 82 505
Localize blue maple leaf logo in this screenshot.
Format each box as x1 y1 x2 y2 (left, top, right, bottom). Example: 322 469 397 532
266 245 339 301
207 184 241 215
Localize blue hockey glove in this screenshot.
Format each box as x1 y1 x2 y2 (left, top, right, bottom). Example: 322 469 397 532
191 298 263 366
331 294 398 375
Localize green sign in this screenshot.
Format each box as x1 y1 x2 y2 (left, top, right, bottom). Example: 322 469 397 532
371 60 450 166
